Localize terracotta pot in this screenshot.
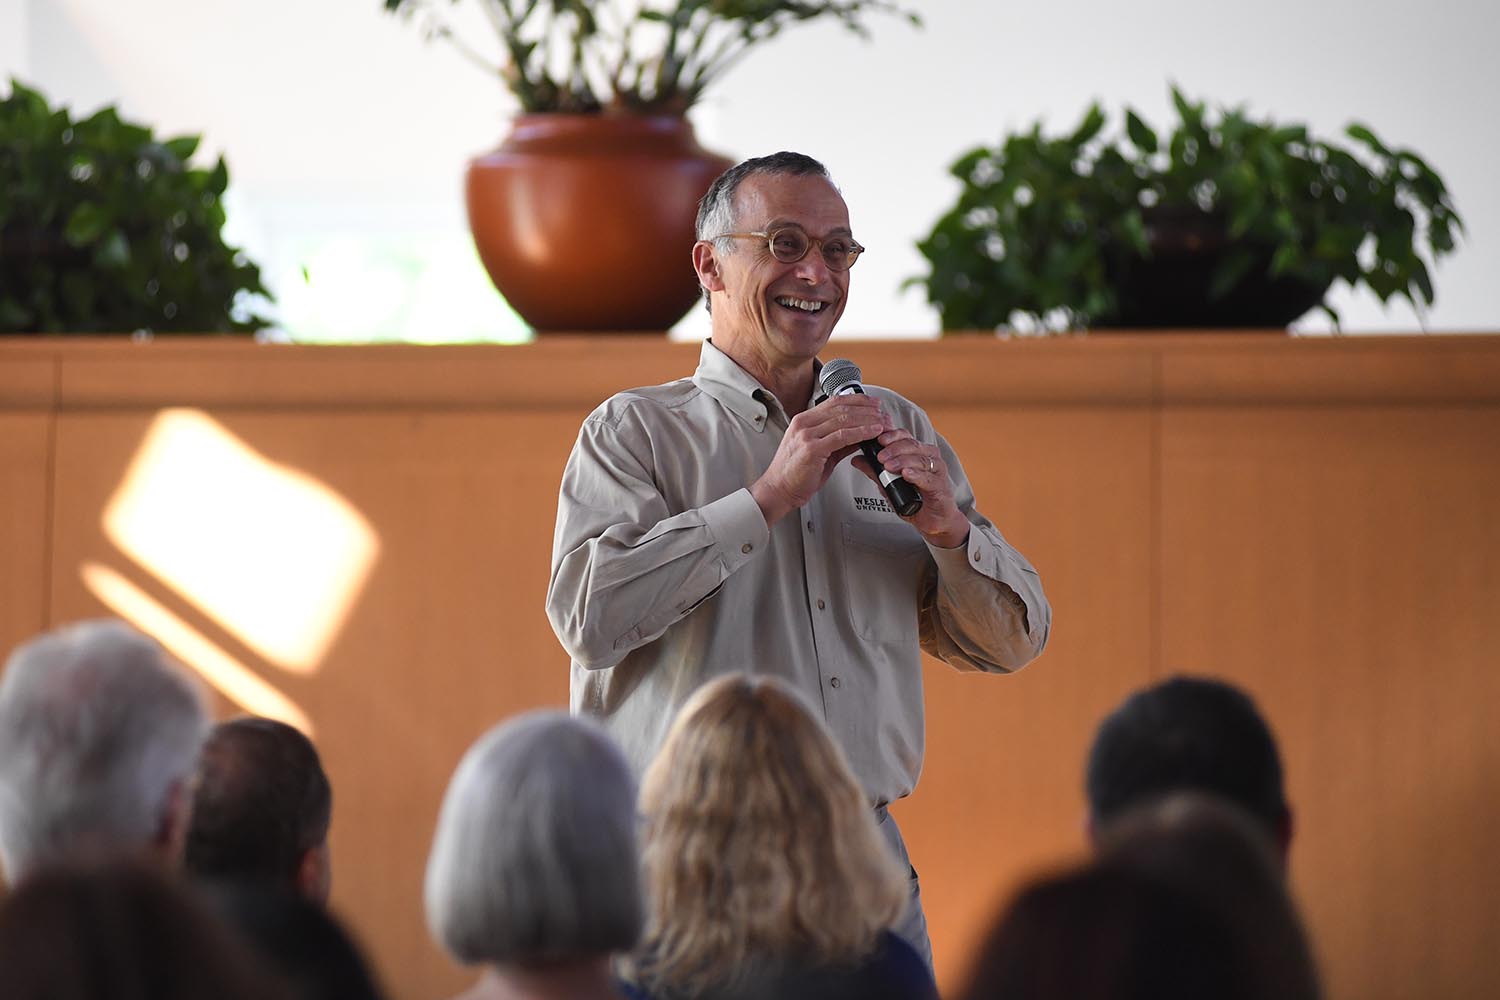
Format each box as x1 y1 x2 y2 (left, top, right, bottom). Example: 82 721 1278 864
467 115 733 333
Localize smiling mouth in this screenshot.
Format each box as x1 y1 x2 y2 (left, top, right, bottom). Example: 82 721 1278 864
774 295 828 314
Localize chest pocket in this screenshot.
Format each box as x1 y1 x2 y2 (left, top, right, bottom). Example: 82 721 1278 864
840 520 930 642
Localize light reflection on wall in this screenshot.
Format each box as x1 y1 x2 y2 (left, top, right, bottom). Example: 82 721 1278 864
101 409 379 674
82 561 314 734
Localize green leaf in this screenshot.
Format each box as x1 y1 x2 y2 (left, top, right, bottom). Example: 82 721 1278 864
63 202 108 246
164 135 200 161
1346 122 1390 156
1410 257 1434 304
1269 125 1308 147
1208 249 1258 301
1069 104 1107 147
1125 109 1158 154
1269 244 1301 277
94 230 130 269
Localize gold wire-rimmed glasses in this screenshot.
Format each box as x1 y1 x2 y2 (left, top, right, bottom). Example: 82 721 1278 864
711 226 865 271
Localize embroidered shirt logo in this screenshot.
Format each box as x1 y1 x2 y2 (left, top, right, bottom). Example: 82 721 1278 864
853 495 893 514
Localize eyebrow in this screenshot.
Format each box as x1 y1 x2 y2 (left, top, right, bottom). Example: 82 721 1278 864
765 218 854 237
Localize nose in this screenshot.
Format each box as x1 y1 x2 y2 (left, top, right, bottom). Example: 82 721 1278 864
791 247 835 284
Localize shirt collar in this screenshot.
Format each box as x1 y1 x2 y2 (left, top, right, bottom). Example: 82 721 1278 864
694 339 834 431
697 339 823 431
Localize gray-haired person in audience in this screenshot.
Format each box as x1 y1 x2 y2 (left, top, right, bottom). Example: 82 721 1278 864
424 711 642 1000
0 619 209 883
185 716 334 903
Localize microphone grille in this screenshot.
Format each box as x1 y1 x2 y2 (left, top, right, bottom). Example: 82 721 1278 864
819 358 863 396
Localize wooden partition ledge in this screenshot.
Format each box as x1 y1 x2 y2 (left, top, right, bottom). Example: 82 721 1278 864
1 333 1497 1000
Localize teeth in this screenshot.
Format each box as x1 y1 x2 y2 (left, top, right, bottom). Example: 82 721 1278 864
775 296 825 312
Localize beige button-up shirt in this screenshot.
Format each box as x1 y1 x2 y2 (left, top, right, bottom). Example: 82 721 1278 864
547 340 1050 805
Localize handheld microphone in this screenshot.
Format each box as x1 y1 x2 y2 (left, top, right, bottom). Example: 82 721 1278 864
818 359 923 518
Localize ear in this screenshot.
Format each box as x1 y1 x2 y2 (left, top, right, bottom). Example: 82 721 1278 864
153 777 194 868
1083 811 1100 850
693 240 727 295
1275 805 1295 869
295 841 332 904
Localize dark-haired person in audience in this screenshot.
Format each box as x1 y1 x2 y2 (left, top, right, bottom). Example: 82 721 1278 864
1085 674 1293 861
625 673 935 1000
0 619 209 882
0 860 290 1000
210 882 388 1000
1096 794 1322 1000
186 716 334 903
956 862 1254 1000
425 711 642 1000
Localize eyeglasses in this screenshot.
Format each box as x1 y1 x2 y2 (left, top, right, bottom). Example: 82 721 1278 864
710 226 865 271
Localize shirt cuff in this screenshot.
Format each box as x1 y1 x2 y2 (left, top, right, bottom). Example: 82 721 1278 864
930 528 1033 619
703 488 771 573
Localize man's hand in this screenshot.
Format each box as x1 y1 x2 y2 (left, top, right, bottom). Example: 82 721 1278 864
751 394 888 526
852 429 971 548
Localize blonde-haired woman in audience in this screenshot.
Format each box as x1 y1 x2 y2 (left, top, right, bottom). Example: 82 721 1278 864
425 711 642 1000
625 673 935 1000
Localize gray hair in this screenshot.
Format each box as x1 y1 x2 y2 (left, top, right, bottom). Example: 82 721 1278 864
424 711 642 965
0 619 210 880
694 151 833 312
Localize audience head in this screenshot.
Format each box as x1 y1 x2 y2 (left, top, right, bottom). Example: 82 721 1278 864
1096 794 1322 1000
1085 675 1292 856
0 860 290 1000
957 862 1252 1000
210 883 386 1000
424 710 642 968
634 673 908 997
0 619 209 881
186 716 333 902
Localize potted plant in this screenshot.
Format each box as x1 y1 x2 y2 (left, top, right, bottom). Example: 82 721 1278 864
385 0 917 333
911 87 1463 333
0 80 270 336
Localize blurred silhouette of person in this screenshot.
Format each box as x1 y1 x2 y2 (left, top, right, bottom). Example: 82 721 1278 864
210 883 387 1000
0 860 290 1000
0 619 209 882
1085 675 1293 861
956 863 1251 1000
186 716 333 903
425 711 642 1000
1097 793 1322 1000
625 674 934 1000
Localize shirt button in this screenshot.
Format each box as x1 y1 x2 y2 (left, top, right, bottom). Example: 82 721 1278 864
806 520 814 532
830 677 841 688
972 550 981 562
816 599 826 610
742 543 753 554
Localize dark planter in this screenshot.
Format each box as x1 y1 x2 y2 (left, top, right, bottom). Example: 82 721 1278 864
466 114 733 333
1106 208 1330 329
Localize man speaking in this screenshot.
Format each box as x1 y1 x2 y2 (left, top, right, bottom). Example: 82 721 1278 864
546 152 1051 966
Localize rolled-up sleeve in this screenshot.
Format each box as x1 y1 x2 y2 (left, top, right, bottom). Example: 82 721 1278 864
546 411 769 671
916 431 1052 673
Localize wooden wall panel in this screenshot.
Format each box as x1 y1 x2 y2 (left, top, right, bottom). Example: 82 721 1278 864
46 408 594 1000
896 405 1154 988
2 335 1496 1000
0 414 51 655
1161 405 1500 1000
